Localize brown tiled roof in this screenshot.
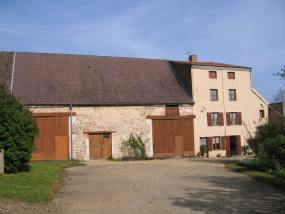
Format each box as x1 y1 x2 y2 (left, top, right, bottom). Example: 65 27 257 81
12 52 193 105
169 60 251 69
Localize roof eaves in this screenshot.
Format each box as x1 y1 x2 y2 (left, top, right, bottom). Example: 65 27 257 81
27 101 194 106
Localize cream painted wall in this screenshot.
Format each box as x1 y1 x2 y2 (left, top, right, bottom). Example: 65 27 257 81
191 65 268 156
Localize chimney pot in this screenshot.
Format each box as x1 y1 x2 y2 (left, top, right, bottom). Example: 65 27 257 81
189 55 197 62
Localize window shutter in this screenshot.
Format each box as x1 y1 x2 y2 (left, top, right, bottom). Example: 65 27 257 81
226 112 231 126
226 136 231 156
221 136 226 150
207 137 213 151
219 112 224 126
236 135 241 155
207 113 212 126
237 112 242 125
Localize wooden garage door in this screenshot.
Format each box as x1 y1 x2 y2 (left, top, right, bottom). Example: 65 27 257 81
153 119 194 158
31 116 69 161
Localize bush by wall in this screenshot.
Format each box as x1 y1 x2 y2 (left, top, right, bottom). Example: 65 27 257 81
120 133 148 159
0 87 38 173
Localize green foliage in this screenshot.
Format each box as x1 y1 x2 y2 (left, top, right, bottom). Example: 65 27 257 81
244 122 284 158
241 158 280 172
264 135 285 166
120 133 148 159
226 162 285 189
199 144 208 155
274 169 285 178
241 145 250 154
0 161 84 203
0 87 39 173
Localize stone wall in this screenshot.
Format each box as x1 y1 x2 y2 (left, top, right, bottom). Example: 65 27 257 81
31 105 193 160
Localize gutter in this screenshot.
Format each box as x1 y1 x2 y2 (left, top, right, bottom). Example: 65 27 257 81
70 104 73 159
10 52 16 93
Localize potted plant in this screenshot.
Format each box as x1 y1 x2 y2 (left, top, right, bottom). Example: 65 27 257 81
200 144 209 158
242 145 250 155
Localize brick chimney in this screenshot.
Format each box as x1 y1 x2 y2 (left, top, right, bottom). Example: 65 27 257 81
189 55 197 62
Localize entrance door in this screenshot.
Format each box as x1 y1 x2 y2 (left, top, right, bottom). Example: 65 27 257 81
230 136 237 155
175 136 184 156
89 134 112 159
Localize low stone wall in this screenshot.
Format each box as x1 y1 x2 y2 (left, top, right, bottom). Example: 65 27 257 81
208 150 226 158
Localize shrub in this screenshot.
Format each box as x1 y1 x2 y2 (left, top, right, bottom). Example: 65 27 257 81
244 122 284 158
0 87 38 173
264 135 285 167
241 145 250 154
120 133 148 159
274 169 285 178
199 144 208 155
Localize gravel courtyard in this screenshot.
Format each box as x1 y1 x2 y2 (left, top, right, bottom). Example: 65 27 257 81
1 158 285 213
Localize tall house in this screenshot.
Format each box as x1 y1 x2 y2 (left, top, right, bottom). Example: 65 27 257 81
169 55 268 157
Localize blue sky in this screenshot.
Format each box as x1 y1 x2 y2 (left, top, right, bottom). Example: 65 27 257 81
1 0 284 101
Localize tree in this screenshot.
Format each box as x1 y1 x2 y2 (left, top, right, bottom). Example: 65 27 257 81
273 65 285 80
0 86 38 173
271 88 285 103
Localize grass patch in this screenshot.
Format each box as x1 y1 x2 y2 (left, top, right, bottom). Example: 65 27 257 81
226 162 285 190
0 161 84 203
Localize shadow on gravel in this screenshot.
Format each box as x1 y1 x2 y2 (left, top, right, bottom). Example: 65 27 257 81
169 175 285 213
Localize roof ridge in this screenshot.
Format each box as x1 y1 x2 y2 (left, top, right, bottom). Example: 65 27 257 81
168 60 251 69
13 51 167 61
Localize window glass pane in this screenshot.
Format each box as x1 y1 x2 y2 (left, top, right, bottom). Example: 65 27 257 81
200 137 207 145
210 89 218 101
230 113 237 124
229 89 236 101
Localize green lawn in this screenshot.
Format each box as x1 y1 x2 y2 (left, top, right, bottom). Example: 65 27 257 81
0 161 84 203
226 162 285 190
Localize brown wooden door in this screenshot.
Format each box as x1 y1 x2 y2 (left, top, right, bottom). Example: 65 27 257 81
32 116 69 160
89 134 112 159
55 136 69 159
152 118 194 157
175 136 184 156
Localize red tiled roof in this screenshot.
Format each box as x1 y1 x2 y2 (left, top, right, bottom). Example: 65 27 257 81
169 60 251 69
12 52 194 105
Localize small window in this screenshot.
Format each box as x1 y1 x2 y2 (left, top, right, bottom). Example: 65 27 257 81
229 89 236 101
103 134 110 138
209 71 217 79
211 113 219 125
260 110 265 118
228 72 235 79
213 137 220 150
200 137 207 145
210 89 218 101
230 112 237 125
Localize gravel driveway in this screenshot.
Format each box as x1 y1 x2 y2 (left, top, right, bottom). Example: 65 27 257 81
1 158 285 213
